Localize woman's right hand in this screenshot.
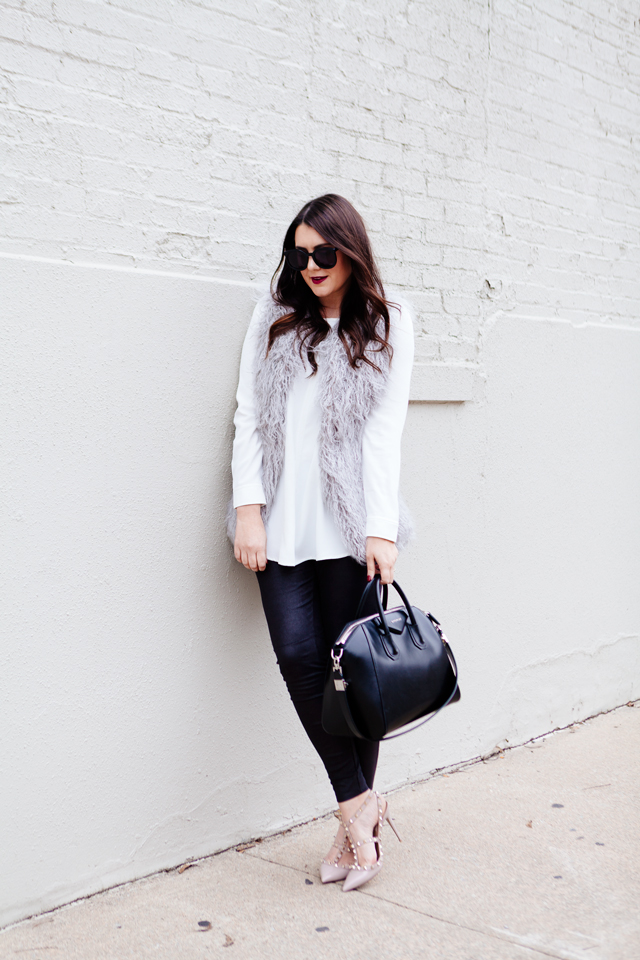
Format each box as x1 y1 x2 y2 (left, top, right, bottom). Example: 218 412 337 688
234 504 267 572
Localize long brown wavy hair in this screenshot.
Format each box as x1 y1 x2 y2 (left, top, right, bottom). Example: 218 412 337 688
269 194 393 373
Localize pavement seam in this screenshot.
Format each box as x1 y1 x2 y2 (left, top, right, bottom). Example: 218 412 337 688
357 892 594 960
241 852 592 960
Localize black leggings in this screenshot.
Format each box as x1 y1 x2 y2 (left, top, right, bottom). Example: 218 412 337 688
256 557 379 803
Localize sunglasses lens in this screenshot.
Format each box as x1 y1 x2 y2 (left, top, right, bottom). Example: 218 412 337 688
284 249 308 270
313 247 338 269
284 247 338 270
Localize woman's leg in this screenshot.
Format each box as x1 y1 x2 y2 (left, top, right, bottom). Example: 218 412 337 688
315 557 379 791
255 558 374 802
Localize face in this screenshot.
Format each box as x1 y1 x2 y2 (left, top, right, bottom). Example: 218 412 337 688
294 223 352 313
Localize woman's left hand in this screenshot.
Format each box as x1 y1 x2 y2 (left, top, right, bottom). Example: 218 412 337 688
365 536 398 585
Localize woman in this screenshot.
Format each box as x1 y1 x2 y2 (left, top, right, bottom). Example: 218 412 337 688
228 194 414 891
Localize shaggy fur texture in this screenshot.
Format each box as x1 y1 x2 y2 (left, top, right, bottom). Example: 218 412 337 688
227 293 414 563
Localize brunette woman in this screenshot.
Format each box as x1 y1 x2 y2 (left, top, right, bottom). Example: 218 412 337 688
228 194 413 891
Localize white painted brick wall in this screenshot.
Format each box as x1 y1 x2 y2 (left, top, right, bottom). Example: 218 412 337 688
1 0 639 363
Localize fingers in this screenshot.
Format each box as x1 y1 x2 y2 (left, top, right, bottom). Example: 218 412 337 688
234 508 267 572
365 537 398 585
241 548 260 572
376 554 394 584
235 541 267 572
366 554 376 581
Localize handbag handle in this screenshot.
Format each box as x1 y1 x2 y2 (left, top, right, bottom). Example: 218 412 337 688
355 576 388 619
366 575 423 652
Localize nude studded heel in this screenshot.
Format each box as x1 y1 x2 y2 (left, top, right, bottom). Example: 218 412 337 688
384 804 402 842
341 791 401 893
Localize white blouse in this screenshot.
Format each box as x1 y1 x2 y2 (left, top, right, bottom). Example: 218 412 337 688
232 301 414 566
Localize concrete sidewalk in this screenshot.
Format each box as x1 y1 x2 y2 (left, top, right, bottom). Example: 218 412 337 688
2 705 638 960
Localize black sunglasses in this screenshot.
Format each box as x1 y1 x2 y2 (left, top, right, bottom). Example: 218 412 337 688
284 246 339 271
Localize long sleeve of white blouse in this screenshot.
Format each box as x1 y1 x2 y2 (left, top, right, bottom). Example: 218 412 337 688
231 309 266 508
363 300 414 542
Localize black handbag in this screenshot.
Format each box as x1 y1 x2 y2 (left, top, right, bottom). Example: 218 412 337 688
321 576 460 741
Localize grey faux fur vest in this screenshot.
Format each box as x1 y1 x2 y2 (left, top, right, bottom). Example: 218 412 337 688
227 293 413 563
